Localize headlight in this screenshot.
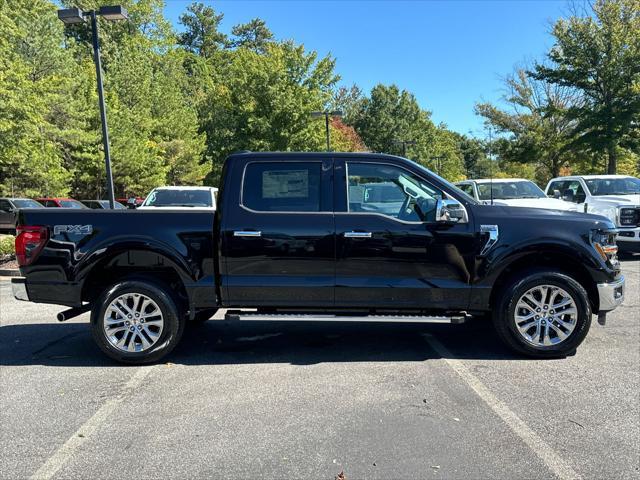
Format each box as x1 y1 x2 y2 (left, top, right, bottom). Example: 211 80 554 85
618 207 639 226
591 229 618 264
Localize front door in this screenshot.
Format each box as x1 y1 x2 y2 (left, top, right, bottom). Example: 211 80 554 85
334 159 476 310
222 157 335 307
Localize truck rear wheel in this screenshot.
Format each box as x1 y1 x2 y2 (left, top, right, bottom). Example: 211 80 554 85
90 280 185 364
493 270 591 358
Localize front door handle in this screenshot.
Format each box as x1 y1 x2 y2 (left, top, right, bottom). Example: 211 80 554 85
234 231 262 237
344 231 372 238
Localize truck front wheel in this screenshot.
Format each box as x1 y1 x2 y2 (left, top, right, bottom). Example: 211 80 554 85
90 279 185 364
493 270 591 358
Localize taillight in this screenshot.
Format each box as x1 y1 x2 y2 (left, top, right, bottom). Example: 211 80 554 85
15 226 48 266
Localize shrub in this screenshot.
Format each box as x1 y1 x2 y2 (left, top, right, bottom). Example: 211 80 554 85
0 235 15 257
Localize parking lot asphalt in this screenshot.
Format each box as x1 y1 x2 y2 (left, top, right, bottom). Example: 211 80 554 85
1 256 638 480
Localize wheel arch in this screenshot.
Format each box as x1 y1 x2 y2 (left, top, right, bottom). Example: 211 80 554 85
488 250 600 313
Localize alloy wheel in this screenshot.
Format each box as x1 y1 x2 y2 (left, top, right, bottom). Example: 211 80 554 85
103 293 164 352
513 285 578 347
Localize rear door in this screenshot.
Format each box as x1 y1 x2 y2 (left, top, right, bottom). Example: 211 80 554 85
334 158 475 310
221 156 335 307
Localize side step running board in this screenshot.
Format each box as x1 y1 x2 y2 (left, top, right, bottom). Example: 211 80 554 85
225 312 466 324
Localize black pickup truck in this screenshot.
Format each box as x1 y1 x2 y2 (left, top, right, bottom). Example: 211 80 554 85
11 152 625 363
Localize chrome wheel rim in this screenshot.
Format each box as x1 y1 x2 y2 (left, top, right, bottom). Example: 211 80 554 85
103 293 164 353
514 285 578 347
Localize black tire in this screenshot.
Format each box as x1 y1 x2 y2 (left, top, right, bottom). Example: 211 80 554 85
91 279 185 364
191 308 219 323
493 269 591 358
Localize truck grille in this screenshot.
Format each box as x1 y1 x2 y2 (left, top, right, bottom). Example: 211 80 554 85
619 207 640 227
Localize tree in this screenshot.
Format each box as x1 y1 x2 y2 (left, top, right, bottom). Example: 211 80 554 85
329 117 366 152
230 18 273 53
349 84 465 180
198 42 339 184
178 2 227 58
0 0 72 196
476 68 579 183
531 0 640 174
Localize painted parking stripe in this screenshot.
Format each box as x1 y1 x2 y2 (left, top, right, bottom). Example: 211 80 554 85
30 366 156 480
423 333 582 480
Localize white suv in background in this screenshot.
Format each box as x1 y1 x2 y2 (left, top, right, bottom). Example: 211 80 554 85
138 186 218 211
545 175 640 253
455 178 577 211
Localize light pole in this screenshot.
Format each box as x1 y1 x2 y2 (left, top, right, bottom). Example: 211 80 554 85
393 139 416 157
311 111 342 151
430 155 446 175
58 6 128 209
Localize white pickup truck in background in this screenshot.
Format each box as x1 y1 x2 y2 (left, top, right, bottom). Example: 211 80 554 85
455 178 577 211
545 175 640 253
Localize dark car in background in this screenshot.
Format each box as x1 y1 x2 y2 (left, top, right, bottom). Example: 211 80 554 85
36 198 88 209
81 200 126 210
0 198 43 234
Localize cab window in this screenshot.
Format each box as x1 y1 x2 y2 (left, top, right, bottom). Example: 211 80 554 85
346 162 443 222
242 162 323 212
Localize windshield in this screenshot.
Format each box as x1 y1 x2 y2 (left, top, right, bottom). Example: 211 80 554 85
59 200 87 209
584 177 640 196
143 189 212 207
477 181 545 200
13 199 43 209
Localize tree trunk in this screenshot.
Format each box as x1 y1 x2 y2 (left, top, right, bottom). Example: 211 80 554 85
607 140 617 174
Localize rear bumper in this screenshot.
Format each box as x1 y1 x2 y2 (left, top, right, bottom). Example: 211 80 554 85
597 275 625 312
11 277 28 301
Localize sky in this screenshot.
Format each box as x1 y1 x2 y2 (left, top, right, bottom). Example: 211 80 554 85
162 0 569 136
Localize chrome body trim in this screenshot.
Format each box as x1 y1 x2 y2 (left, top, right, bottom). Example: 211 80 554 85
597 275 625 312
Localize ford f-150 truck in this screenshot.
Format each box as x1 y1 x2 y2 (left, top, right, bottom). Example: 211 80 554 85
11 152 625 364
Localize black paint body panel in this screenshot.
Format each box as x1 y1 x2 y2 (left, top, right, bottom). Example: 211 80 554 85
16 152 621 315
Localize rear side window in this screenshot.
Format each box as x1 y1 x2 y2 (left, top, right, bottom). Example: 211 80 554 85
242 162 322 212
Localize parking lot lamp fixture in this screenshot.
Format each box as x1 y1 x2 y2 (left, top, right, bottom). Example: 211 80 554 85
311 111 343 151
57 6 128 209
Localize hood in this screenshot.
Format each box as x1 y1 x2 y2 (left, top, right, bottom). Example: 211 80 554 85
589 194 640 206
492 197 578 211
473 204 615 231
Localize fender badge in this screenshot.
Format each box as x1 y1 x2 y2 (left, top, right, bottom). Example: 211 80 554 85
54 225 93 235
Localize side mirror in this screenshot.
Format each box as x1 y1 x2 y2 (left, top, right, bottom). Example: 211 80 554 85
562 189 575 203
127 198 137 209
436 198 468 224
551 189 561 199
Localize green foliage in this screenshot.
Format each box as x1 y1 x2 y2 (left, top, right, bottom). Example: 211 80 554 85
198 42 339 184
476 68 580 183
230 18 274 53
0 235 15 256
178 2 227 57
348 84 466 180
531 0 640 174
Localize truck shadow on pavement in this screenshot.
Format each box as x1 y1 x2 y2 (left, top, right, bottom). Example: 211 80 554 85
0 318 533 367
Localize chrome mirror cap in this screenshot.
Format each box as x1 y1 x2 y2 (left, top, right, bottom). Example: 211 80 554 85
436 198 469 224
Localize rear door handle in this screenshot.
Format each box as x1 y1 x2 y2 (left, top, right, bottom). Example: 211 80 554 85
344 231 372 238
234 231 262 237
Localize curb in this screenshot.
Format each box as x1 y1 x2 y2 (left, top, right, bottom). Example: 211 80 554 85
0 269 19 277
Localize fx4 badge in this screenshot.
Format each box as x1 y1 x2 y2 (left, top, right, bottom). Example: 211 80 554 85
54 225 93 236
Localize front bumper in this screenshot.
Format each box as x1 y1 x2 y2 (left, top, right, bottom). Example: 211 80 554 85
11 277 29 301
597 275 625 312
617 227 640 251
